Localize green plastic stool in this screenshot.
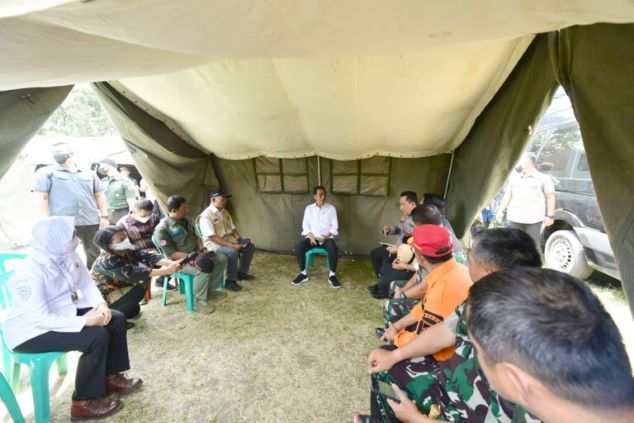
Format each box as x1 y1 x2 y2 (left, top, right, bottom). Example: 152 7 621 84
305 247 330 270
0 271 68 423
163 272 195 314
0 373 24 423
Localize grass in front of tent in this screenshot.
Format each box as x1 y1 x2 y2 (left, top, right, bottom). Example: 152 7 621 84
6 253 384 423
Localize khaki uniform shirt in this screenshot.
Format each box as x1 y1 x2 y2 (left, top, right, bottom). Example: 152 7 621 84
198 205 236 251
102 174 136 210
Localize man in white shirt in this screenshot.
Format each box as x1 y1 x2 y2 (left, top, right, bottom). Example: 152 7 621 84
497 153 555 247
292 186 341 288
198 188 256 292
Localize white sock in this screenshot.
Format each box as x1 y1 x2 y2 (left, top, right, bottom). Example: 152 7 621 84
301 270 307 275
329 271 336 277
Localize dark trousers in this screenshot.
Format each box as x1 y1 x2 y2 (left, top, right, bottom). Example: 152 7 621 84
370 246 393 276
75 224 100 270
376 263 414 297
215 242 256 281
13 308 130 401
294 238 338 272
110 285 146 319
508 221 542 249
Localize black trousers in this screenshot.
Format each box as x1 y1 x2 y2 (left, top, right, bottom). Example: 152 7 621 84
370 246 393 276
376 263 414 297
13 308 130 401
295 238 338 272
110 285 146 319
75 224 100 270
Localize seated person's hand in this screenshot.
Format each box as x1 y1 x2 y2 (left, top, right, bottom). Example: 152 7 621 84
96 303 112 325
232 243 244 250
386 384 426 423
85 308 107 327
392 259 408 270
383 225 392 236
387 245 398 255
381 322 398 343
367 348 397 374
393 287 402 298
165 261 182 273
307 233 317 246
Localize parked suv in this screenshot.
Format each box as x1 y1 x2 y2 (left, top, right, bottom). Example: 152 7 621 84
528 94 620 280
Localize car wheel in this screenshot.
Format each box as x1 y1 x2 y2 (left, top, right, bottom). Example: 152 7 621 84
544 230 593 279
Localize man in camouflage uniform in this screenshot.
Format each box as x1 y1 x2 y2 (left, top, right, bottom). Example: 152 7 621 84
357 228 542 422
99 158 138 223
153 195 226 314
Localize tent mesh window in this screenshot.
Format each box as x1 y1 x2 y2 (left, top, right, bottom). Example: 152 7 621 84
331 156 390 196
254 157 308 194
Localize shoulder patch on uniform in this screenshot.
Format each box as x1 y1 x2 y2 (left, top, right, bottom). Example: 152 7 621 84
16 284 32 302
160 240 167 246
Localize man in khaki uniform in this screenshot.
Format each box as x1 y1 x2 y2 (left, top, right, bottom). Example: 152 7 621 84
99 158 138 224
198 188 255 292
153 195 226 313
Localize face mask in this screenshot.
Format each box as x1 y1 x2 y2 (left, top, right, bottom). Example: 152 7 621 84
135 215 151 223
54 153 70 164
111 238 132 251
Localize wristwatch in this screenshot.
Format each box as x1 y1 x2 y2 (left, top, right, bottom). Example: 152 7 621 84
100 215 108 219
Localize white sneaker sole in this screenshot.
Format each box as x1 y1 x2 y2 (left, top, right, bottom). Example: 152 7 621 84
291 277 309 286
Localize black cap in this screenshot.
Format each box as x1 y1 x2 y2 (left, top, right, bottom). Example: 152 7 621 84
210 188 232 198
100 157 117 168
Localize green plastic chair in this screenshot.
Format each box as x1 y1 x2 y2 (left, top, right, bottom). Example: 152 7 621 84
305 247 330 271
0 372 24 423
151 236 196 314
0 270 68 423
0 252 27 273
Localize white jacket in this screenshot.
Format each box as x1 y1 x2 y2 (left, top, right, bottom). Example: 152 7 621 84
2 217 104 349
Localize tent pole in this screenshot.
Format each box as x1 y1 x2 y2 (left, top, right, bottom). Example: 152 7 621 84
443 151 455 198
317 156 322 185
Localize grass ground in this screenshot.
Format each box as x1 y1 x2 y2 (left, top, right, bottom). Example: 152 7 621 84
4 253 384 422
2 253 633 422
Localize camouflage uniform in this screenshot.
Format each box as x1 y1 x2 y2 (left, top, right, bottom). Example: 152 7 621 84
372 303 542 422
382 266 426 325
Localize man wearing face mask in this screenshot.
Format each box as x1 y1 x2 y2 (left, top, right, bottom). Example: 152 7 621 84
91 226 181 323
116 199 177 292
32 142 108 269
496 152 556 247
98 157 138 224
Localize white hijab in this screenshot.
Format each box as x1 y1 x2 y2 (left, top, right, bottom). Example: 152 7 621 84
30 216 80 265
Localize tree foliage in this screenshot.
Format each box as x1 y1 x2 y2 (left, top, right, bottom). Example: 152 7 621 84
38 84 117 137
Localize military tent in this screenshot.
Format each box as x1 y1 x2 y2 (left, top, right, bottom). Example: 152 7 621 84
0 1 633 315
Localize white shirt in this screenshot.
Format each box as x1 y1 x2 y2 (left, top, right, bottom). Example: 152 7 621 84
301 202 339 238
3 253 104 349
507 170 555 224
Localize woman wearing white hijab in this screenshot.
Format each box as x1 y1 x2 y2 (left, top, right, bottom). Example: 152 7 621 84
3 216 142 420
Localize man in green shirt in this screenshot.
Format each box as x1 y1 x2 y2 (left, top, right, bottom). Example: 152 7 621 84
153 196 226 314
99 158 137 223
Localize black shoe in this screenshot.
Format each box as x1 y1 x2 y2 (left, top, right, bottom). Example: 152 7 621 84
328 275 341 289
291 273 308 286
371 290 388 299
237 272 255 281
353 414 371 423
367 284 378 292
126 321 135 330
155 278 177 291
375 327 386 339
225 280 243 292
